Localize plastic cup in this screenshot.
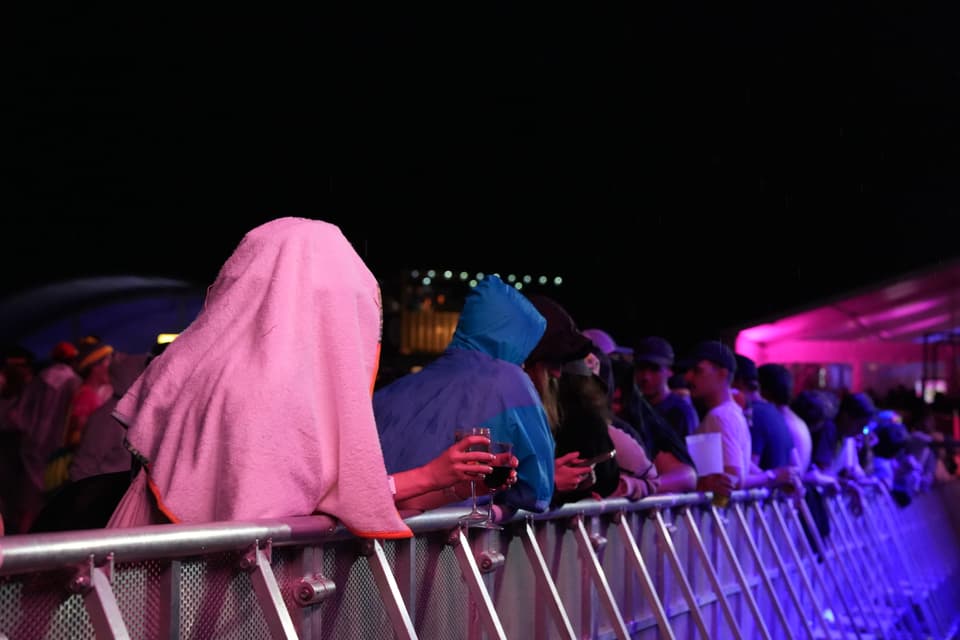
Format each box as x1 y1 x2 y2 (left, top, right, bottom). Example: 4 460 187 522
685 433 723 475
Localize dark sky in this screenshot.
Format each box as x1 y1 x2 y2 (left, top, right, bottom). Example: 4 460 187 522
4 3 960 349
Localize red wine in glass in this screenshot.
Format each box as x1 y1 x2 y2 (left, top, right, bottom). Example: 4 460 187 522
480 441 513 529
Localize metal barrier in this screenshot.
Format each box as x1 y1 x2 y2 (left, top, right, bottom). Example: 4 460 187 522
1 483 958 639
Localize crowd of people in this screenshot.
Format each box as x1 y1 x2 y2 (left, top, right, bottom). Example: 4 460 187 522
0 217 956 538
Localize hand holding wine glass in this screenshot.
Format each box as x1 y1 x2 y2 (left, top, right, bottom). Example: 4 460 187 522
427 434 494 488
453 427 492 525
479 442 516 528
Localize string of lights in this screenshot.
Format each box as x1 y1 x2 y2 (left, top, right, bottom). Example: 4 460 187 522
409 270 562 291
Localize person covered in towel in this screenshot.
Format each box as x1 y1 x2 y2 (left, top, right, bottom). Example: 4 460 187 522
107 217 493 538
375 275 554 520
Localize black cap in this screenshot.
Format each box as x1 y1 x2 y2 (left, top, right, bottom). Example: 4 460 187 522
685 340 736 374
733 354 758 383
633 336 675 368
839 392 876 420
758 363 793 405
525 295 593 365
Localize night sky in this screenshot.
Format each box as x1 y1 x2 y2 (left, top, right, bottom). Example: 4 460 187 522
5 3 960 351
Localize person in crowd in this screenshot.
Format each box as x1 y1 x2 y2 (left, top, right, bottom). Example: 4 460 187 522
633 336 699 438
733 355 801 491
758 363 812 471
685 341 750 498
70 351 149 482
599 350 697 494
107 218 494 537
44 337 115 494
3 341 79 533
552 353 629 503
374 275 548 517
0 346 37 533
582 328 633 362
523 295 620 496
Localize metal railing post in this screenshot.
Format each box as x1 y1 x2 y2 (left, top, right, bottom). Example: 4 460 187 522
518 520 576 640
242 542 299 640
449 527 507 640
571 515 630 640
652 509 711 639
708 505 773 640
749 501 815 639
680 508 743 639
731 502 794 640
793 497 864 640
612 511 677 640
768 500 833 640
362 539 418 640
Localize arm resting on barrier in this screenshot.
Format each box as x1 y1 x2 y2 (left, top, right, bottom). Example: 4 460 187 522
652 451 696 494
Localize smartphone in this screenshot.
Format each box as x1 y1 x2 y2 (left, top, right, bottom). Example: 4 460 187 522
573 450 616 467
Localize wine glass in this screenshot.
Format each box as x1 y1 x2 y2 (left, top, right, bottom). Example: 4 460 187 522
479 441 513 529
454 427 491 526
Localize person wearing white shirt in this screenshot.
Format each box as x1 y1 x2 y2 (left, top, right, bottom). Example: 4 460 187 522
684 341 751 497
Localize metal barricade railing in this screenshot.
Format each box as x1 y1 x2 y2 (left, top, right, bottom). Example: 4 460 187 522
1 482 958 639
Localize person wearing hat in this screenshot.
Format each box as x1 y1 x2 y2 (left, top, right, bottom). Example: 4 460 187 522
582 328 633 362
524 295 614 494
733 355 803 492
633 336 699 439
684 340 751 496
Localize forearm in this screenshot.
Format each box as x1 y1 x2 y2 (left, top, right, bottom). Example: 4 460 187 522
391 465 441 502
742 469 774 489
651 452 696 494
656 465 697 494
395 485 468 511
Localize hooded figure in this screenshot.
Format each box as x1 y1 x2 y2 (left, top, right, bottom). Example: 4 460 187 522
107 217 410 539
374 275 555 513
70 351 149 482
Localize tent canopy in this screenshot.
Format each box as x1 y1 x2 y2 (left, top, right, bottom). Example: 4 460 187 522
735 260 960 380
0 276 204 360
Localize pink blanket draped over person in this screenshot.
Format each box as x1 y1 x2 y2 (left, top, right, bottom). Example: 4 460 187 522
107 217 412 539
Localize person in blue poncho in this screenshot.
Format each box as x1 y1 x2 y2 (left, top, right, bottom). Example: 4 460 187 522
375 275 556 516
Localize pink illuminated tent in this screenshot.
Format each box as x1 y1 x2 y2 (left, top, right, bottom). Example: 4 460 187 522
734 259 960 394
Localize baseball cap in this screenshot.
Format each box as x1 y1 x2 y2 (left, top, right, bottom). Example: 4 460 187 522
633 336 675 368
525 295 594 365
733 354 758 383
684 340 736 374
583 328 634 357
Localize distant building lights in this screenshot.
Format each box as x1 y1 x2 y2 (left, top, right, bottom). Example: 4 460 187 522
427 270 436 278
443 270 453 279
411 270 420 278
476 272 485 280
422 277 432 285
157 333 180 345
507 274 516 283
459 271 469 280
553 276 563 286
538 276 548 285
522 275 532 283
469 279 478 288
514 283 523 290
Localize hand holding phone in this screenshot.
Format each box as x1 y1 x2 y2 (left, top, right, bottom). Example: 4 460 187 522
573 449 616 467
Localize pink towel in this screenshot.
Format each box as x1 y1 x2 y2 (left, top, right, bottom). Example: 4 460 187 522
111 217 411 539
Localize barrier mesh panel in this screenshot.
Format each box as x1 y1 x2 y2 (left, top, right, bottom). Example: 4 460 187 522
178 552 272 640
114 560 162 639
0 573 94 640
318 540 394 639
413 534 470 640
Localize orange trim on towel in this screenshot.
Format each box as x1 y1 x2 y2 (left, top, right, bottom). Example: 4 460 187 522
146 472 182 524
350 526 414 540
369 342 381 397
